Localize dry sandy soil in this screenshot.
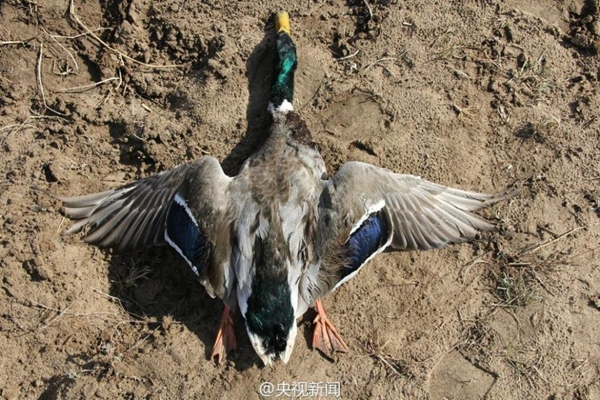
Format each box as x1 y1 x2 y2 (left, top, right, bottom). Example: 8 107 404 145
1 0 600 399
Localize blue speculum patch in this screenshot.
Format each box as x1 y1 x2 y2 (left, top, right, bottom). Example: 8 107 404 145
341 211 390 280
166 200 209 272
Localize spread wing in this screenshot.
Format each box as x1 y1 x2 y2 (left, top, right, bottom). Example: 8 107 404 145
314 161 517 296
58 157 235 298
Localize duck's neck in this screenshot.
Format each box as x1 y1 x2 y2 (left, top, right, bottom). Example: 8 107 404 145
269 13 297 114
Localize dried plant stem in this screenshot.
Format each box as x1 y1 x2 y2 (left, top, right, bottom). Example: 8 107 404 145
519 226 588 256
57 76 120 93
335 49 360 61
68 0 184 70
364 57 397 72
37 301 75 330
44 28 79 75
362 0 373 20
36 43 69 117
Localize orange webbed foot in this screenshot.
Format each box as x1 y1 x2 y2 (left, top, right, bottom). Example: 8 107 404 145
312 299 348 357
211 306 237 364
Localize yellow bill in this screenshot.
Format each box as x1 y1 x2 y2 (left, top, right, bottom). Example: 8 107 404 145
276 12 291 35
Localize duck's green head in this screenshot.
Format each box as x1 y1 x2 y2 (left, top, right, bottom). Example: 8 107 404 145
245 276 296 365
240 233 298 366
269 12 297 114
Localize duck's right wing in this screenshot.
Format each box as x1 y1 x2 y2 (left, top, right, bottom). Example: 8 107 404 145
313 161 517 296
58 157 235 298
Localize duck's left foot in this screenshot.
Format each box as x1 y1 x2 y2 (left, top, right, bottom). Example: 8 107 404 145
312 299 348 357
211 306 237 364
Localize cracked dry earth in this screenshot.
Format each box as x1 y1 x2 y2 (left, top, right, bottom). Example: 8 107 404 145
1 0 600 399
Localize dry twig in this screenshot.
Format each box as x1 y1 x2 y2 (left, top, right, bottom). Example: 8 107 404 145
68 0 184 70
364 57 397 72
362 0 373 21
44 28 79 76
334 49 360 61
518 226 588 256
57 75 120 93
36 43 69 117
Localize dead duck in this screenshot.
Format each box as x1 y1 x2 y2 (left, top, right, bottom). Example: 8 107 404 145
53 12 516 366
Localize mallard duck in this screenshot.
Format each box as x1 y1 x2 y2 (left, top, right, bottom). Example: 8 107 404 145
53 12 516 366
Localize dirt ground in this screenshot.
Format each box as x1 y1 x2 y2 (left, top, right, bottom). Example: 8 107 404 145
1 0 599 398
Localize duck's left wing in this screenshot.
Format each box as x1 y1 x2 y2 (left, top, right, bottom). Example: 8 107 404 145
315 161 517 295
57 157 235 298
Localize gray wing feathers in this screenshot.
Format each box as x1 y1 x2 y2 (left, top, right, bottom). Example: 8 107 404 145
60 170 185 253
59 157 228 254
323 162 517 252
